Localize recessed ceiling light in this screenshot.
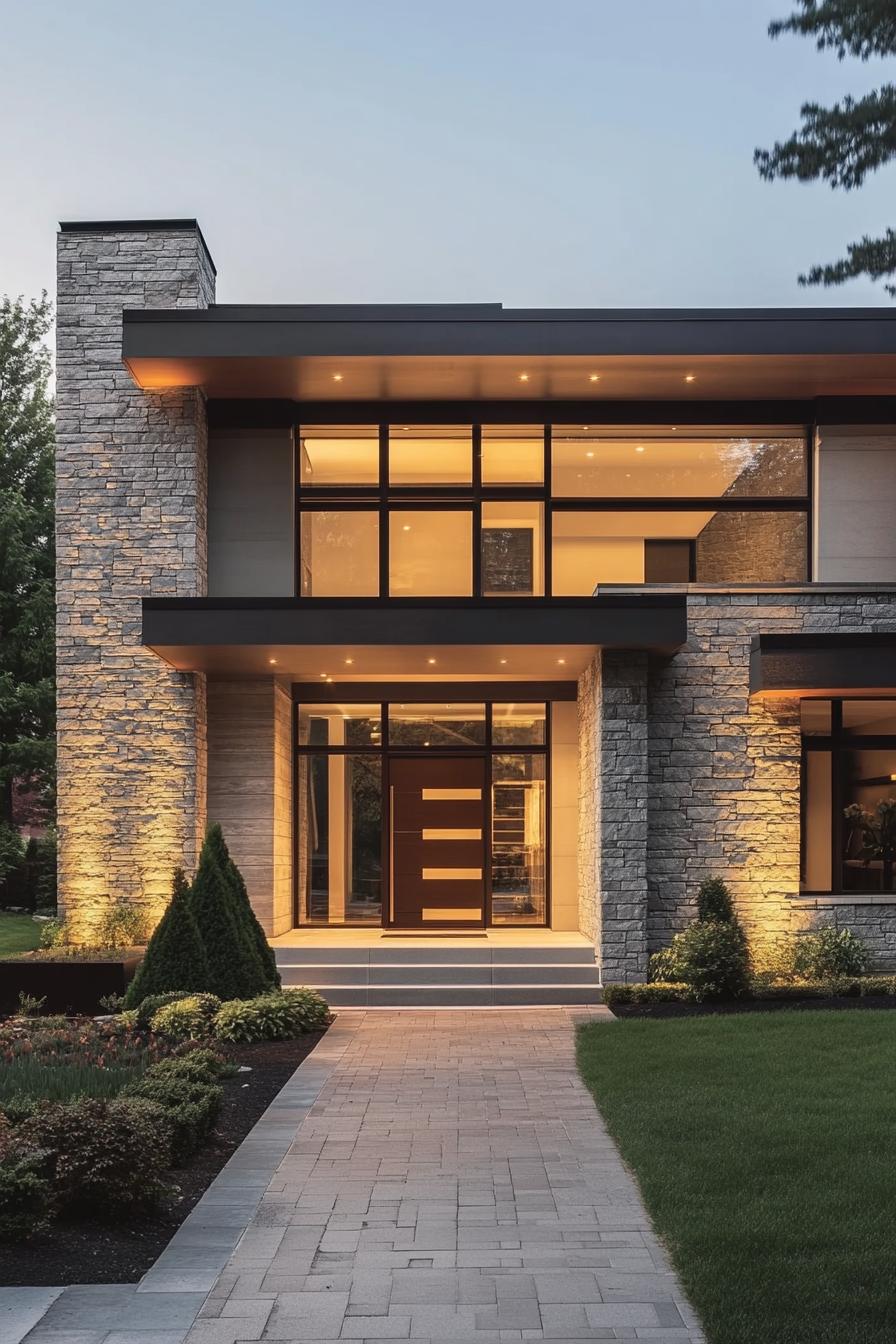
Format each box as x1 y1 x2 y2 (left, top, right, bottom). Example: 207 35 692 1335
402 524 411 532
326 677 333 684
585 451 594 459
589 374 600 383
268 658 277 665
344 657 353 665
635 445 645 453
333 373 343 382
500 658 507 665
427 657 437 665
518 372 529 382
319 672 327 678
557 658 566 665
685 374 696 383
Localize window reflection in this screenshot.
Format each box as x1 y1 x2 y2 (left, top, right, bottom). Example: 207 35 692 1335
299 754 382 924
491 754 546 924
389 510 472 596
300 511 379 596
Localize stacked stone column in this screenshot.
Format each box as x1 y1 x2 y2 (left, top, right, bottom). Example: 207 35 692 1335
579 651 649 982
56 223 215 938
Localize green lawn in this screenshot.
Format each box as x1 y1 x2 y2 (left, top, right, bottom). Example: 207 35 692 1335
0 911 41 957
577 1011 896 1344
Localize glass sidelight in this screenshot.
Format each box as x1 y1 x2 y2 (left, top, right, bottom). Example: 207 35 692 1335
298 753 383 924
490 754 546 924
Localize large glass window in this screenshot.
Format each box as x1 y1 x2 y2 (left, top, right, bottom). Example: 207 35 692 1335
389 510 473 596
551 509 806 594
551 428 807 498
299 425 379 487
388 704 486 748
300 511 379 597
296 421 809 596
801 699 896 894
389 426 472 485
482 502 544 596
481 426 544 485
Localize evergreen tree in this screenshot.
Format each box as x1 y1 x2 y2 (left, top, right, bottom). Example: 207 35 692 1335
0 295 55 822
188 839 269 1000
125 870 209 1006
755 2 896 295
696 877 736 923
204 823 280 988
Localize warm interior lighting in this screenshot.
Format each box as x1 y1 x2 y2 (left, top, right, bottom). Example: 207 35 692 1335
427 657 437 665
500 658 507 665
332 373 343 382
518 372 529 382
557 658 566 665
635 445 645 453
268 658 277 665
344 657 354 665
589 374 600 382
319 672 327 678
402 524 411 531
685 374 696 383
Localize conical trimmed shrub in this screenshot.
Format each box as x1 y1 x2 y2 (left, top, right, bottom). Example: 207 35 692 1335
696 877 736 923
204 824 280 988
125 870 210 1007
188 840 269 1001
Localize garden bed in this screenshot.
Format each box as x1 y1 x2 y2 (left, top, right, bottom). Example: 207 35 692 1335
0 1030 326 1286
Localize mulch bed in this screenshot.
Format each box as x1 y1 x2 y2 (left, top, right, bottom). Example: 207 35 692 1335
0 1029 327 1287
612 995 896 1018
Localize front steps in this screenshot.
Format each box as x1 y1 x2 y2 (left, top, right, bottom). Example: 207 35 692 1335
275 940 602 1007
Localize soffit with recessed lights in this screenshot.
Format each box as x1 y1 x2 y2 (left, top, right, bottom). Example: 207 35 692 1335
122 306 896 401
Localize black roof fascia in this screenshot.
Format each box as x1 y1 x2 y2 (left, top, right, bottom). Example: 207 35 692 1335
122 306 896 361
142 595 687 655
749 632 896 696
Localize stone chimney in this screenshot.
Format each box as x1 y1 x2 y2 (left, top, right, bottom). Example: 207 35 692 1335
56 220 216 939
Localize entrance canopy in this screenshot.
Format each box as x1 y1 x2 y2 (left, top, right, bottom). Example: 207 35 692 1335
142 594 686 678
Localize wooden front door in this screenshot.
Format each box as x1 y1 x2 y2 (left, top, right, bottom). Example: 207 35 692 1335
389 756 486 928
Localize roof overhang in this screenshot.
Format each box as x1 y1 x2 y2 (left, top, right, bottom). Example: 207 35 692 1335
750 633 896 699
122 305 896 401
142 595 686 678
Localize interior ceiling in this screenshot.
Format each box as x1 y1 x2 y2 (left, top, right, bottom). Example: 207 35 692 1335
147 642 596 679
124 352 896 400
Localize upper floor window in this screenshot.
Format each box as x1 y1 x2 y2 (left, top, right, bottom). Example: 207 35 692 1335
295 422 809 597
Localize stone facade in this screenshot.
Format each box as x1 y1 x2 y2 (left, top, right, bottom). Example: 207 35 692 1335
206 679 294 937
579 651 649 982
56 225 215 938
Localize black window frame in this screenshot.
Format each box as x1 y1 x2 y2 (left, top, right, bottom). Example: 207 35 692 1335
800 697 896 896
294 419 812 599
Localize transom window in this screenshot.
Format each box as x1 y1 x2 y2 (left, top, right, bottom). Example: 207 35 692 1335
295 423 809 597
801 699 896 894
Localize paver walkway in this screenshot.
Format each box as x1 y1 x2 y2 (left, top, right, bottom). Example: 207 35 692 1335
186 1010 703 1344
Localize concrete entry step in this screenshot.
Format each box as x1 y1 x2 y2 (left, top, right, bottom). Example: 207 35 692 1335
274 934 601 1007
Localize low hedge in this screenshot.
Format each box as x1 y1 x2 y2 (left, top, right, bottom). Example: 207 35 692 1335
606 974 896 1010
212 988 330 1043
603 982 694 1008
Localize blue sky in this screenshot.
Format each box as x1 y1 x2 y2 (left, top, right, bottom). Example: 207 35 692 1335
1 0 893 307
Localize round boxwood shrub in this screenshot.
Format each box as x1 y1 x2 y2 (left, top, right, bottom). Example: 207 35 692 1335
125 871 210 1007
213 989 330 1043
133 990 193 1028
20 1097 173 1213
124 1063 222 1165
792 926 870 979
150 993 222 1041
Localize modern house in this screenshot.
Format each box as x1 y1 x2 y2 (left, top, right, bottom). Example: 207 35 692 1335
56 218 896 1005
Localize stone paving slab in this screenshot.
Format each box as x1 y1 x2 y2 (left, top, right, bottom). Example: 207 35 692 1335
180 1009 703 1344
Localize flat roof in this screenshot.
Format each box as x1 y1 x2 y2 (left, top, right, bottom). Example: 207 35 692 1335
122 303 896 401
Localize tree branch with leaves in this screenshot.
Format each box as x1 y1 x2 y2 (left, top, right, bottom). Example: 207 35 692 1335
755 0 896 295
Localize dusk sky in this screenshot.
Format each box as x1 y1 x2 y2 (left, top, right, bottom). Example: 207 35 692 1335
2 0 893 308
